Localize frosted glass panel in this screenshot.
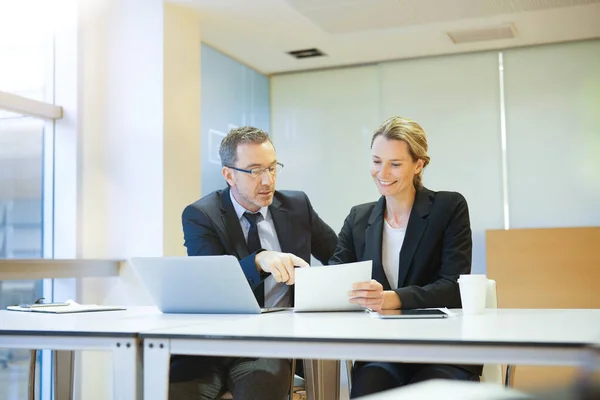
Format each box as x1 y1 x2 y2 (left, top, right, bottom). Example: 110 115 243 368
271 66 381 234
249 69 271 130
380 52 504 273
504 40 600 229
200 45 270 195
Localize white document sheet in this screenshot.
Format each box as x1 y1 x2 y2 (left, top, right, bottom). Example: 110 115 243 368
294 260 373 312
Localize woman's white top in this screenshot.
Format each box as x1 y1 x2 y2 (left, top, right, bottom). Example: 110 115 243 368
382 219 406 289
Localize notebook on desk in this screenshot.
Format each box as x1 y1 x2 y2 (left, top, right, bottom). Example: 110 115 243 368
7 301 125 314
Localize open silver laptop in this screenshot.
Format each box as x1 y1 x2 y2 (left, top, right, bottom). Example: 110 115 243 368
130 255 288 314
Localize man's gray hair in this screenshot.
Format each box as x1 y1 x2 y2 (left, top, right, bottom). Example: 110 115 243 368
219 126 274 167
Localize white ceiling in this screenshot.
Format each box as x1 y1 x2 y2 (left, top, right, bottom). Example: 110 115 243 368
173 0 600 74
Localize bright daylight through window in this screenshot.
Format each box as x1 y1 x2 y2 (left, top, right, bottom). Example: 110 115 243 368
0 1 67 398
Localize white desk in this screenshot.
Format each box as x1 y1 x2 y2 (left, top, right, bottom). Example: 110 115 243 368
0 307 248 400
140 309 600 400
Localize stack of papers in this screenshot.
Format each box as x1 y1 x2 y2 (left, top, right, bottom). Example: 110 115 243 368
7 300 125 314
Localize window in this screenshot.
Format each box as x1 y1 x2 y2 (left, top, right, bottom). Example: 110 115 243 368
0 1 63 399
0 117 48 400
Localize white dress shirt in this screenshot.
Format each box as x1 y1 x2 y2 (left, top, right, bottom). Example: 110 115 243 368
229 191 291 307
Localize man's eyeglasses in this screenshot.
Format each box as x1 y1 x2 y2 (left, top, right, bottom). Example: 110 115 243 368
227 162 284 178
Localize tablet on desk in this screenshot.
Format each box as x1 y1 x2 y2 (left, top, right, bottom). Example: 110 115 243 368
370 309 449 319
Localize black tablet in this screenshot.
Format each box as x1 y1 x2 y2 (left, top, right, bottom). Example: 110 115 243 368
371 308 449 319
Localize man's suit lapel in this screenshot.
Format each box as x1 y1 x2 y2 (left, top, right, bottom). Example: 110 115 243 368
268 196 295 253
365 197 392 290
220 187 250 259
397 188 432 288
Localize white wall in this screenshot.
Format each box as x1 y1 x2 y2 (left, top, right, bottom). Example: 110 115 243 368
272 65 381 235
78 0 165 262
271 40 600 274
76 1 165 397
54 1 202 399
200 44 270 195
163 3 202 256
503 40 600 229
379 52 504 273
73 0 202 304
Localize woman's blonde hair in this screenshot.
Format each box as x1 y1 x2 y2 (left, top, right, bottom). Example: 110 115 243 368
371 116 431 189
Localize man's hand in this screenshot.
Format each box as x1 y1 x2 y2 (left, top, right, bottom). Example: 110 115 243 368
255 251 309 285
348 280 385 311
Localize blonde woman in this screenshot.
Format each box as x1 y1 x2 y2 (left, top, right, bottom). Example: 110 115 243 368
332 117 482 397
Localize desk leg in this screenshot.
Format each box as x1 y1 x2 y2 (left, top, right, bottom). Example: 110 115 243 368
54 350 74 400
575 346 600 393
304 360 340 400
113 338 141 400
143 339 171 400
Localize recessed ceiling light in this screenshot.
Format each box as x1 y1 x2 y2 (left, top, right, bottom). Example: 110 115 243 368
448 24 516 44
287 48 326 59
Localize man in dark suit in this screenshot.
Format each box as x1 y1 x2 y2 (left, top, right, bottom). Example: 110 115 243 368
171 126 337 400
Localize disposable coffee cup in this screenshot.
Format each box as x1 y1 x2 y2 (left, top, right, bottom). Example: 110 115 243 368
458 274 487 315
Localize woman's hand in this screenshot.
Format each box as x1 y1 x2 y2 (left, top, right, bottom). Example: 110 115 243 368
349 280 384 311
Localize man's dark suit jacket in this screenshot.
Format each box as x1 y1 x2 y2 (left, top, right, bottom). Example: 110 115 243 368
330 187 482 376
182 187 338 307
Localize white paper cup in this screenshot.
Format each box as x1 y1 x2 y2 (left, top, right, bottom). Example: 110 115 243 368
458 274 487 315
